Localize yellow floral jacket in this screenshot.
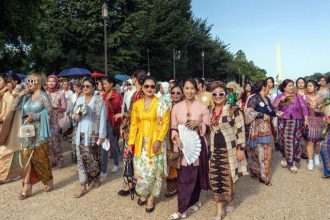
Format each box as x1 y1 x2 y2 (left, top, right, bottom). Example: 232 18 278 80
128 96 170 158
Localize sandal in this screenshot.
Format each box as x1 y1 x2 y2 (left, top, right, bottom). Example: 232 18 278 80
188 201 202 213
289 166 298 174
44 180 53 192
18 183 32 200
89 179 101 189
170 212 187 220
281 159 288 168
74 189 88 198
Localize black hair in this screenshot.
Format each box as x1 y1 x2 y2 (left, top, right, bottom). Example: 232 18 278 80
170 83 183 93
279 79 294 92
8 72 21 84
102 75 117 86
327 76 330 84
266 77 275 86
132 69 147 85
307 80 320 91
184 78 198 90
252 80 267 94
82 77 96 88
241 82 252 100
141 75 157 86
318 76 326 82
195 77 205 86
295 77 306 88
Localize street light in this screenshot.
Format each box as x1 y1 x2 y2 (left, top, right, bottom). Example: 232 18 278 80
147 49 150 74
173 49 181 80
201 50 205 78
102 3 108 75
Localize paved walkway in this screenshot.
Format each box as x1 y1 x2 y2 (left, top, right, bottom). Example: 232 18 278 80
1 144 329 220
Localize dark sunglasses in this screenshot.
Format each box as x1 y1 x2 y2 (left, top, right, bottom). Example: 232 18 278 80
212 92 226 97
27 79 38 84
127 83 132 86
171 91 182 95
82 84 92 89
143 84 156 90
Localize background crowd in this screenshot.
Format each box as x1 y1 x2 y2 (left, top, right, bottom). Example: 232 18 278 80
0 71 330 220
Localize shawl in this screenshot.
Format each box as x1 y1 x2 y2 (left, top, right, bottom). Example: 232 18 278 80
46 75 59 93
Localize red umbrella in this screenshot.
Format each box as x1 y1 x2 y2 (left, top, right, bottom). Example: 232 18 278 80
91 71 105 78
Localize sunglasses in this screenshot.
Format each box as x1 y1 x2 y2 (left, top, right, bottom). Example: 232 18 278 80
171 91 182 95
212 92 226 97
27 79 38 84
82 84 92 89
143 84 156 90
127 83 132 86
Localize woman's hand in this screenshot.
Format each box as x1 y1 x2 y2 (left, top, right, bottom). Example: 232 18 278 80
127 144 133 153
19 89 28 97
173 135 183 150
236 148 244 161
186 120 201 129
114 113 124 121
152 140 161 154
263 114 270 122
25 114 33 123
98 137 105 145
73 114 80 122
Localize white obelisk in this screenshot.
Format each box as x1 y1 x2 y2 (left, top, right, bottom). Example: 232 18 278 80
276 42 282 84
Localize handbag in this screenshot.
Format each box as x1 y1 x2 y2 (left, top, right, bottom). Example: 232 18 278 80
19 122 35 138
167 150 182 169
123 151 134 200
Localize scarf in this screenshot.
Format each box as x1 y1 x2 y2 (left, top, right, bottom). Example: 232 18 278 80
46 75 59 93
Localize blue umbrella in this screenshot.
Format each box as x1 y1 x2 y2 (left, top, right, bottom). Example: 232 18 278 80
114 74 130 81
58 67 91 77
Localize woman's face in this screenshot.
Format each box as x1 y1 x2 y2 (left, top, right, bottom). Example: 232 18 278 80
62 81 69 90
307 82 316 93
0 77 5 89
284 82 294 94
102 80 113 93
263 85 270 96
184 81 196 100
159 85 164 94
297 79 305 89
97 82 104 91
82 81 94 96
142 79 156 98
212 87 226 106
267 79 274 89
319 77 327 87
245 84 252 92
6 81 14 91
27 77 39 91
170 87 183 103
73 85 81 93
47 78 57 89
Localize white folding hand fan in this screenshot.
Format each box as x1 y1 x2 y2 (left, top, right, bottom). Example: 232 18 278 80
178 125 201 165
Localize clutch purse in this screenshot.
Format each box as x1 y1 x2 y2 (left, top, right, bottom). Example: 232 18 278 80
19 123 35 138
167 150 182 169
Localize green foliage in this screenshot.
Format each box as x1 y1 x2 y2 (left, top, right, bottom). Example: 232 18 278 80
0 0 267 82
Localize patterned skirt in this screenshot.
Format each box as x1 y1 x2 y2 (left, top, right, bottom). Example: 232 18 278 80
247 143 272 183
320 127 330 177
307 116 324 143
278 119 303 167
76 133 101 185
209 132 235 202
133 137 164 198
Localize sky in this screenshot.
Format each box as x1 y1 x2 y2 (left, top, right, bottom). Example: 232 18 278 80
191 0 330 79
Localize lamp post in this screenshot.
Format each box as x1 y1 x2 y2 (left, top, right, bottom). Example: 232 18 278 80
173 49 181 80
201 50 205 78
147 49 150 74
102 3 108 75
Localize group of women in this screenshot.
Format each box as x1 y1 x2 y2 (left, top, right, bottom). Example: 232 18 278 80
0 71 330 220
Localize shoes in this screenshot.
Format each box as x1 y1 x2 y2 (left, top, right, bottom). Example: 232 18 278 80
289 166 298 174
145 203 155 213
307 160 314 171
100 172 107 181
301 152 308 160
281 159 288 168
188 201 202 213
137 198 147 206
118 188 135 197
111 165 120 173
165 190 177 197
170 212 187 219
314 154 320 166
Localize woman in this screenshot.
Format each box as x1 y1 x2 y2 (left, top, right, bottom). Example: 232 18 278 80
128 76 170 212
61 80 74 135
46 75 67 168
101 75 123 177
296 77 307 97
273 79 309 173
12 73 53 199
305 80 324 171
96 81 105 96
0 77 23 183
165 84 184 197
318 76 329 98
72 77 106 198
70 81 82 163
170 79 210 219
245 80 275 186
0 74 6 111
195 77 213 108
240 82 252 109
320 109 330 178
123 79 136 112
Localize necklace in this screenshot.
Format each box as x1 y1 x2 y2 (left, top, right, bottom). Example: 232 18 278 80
211 107 223 126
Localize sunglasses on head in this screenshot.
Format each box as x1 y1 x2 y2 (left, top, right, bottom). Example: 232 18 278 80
27 79 38 84
82 84 92 89
212 92 226 97
171 91 182 95
143 84 156 90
